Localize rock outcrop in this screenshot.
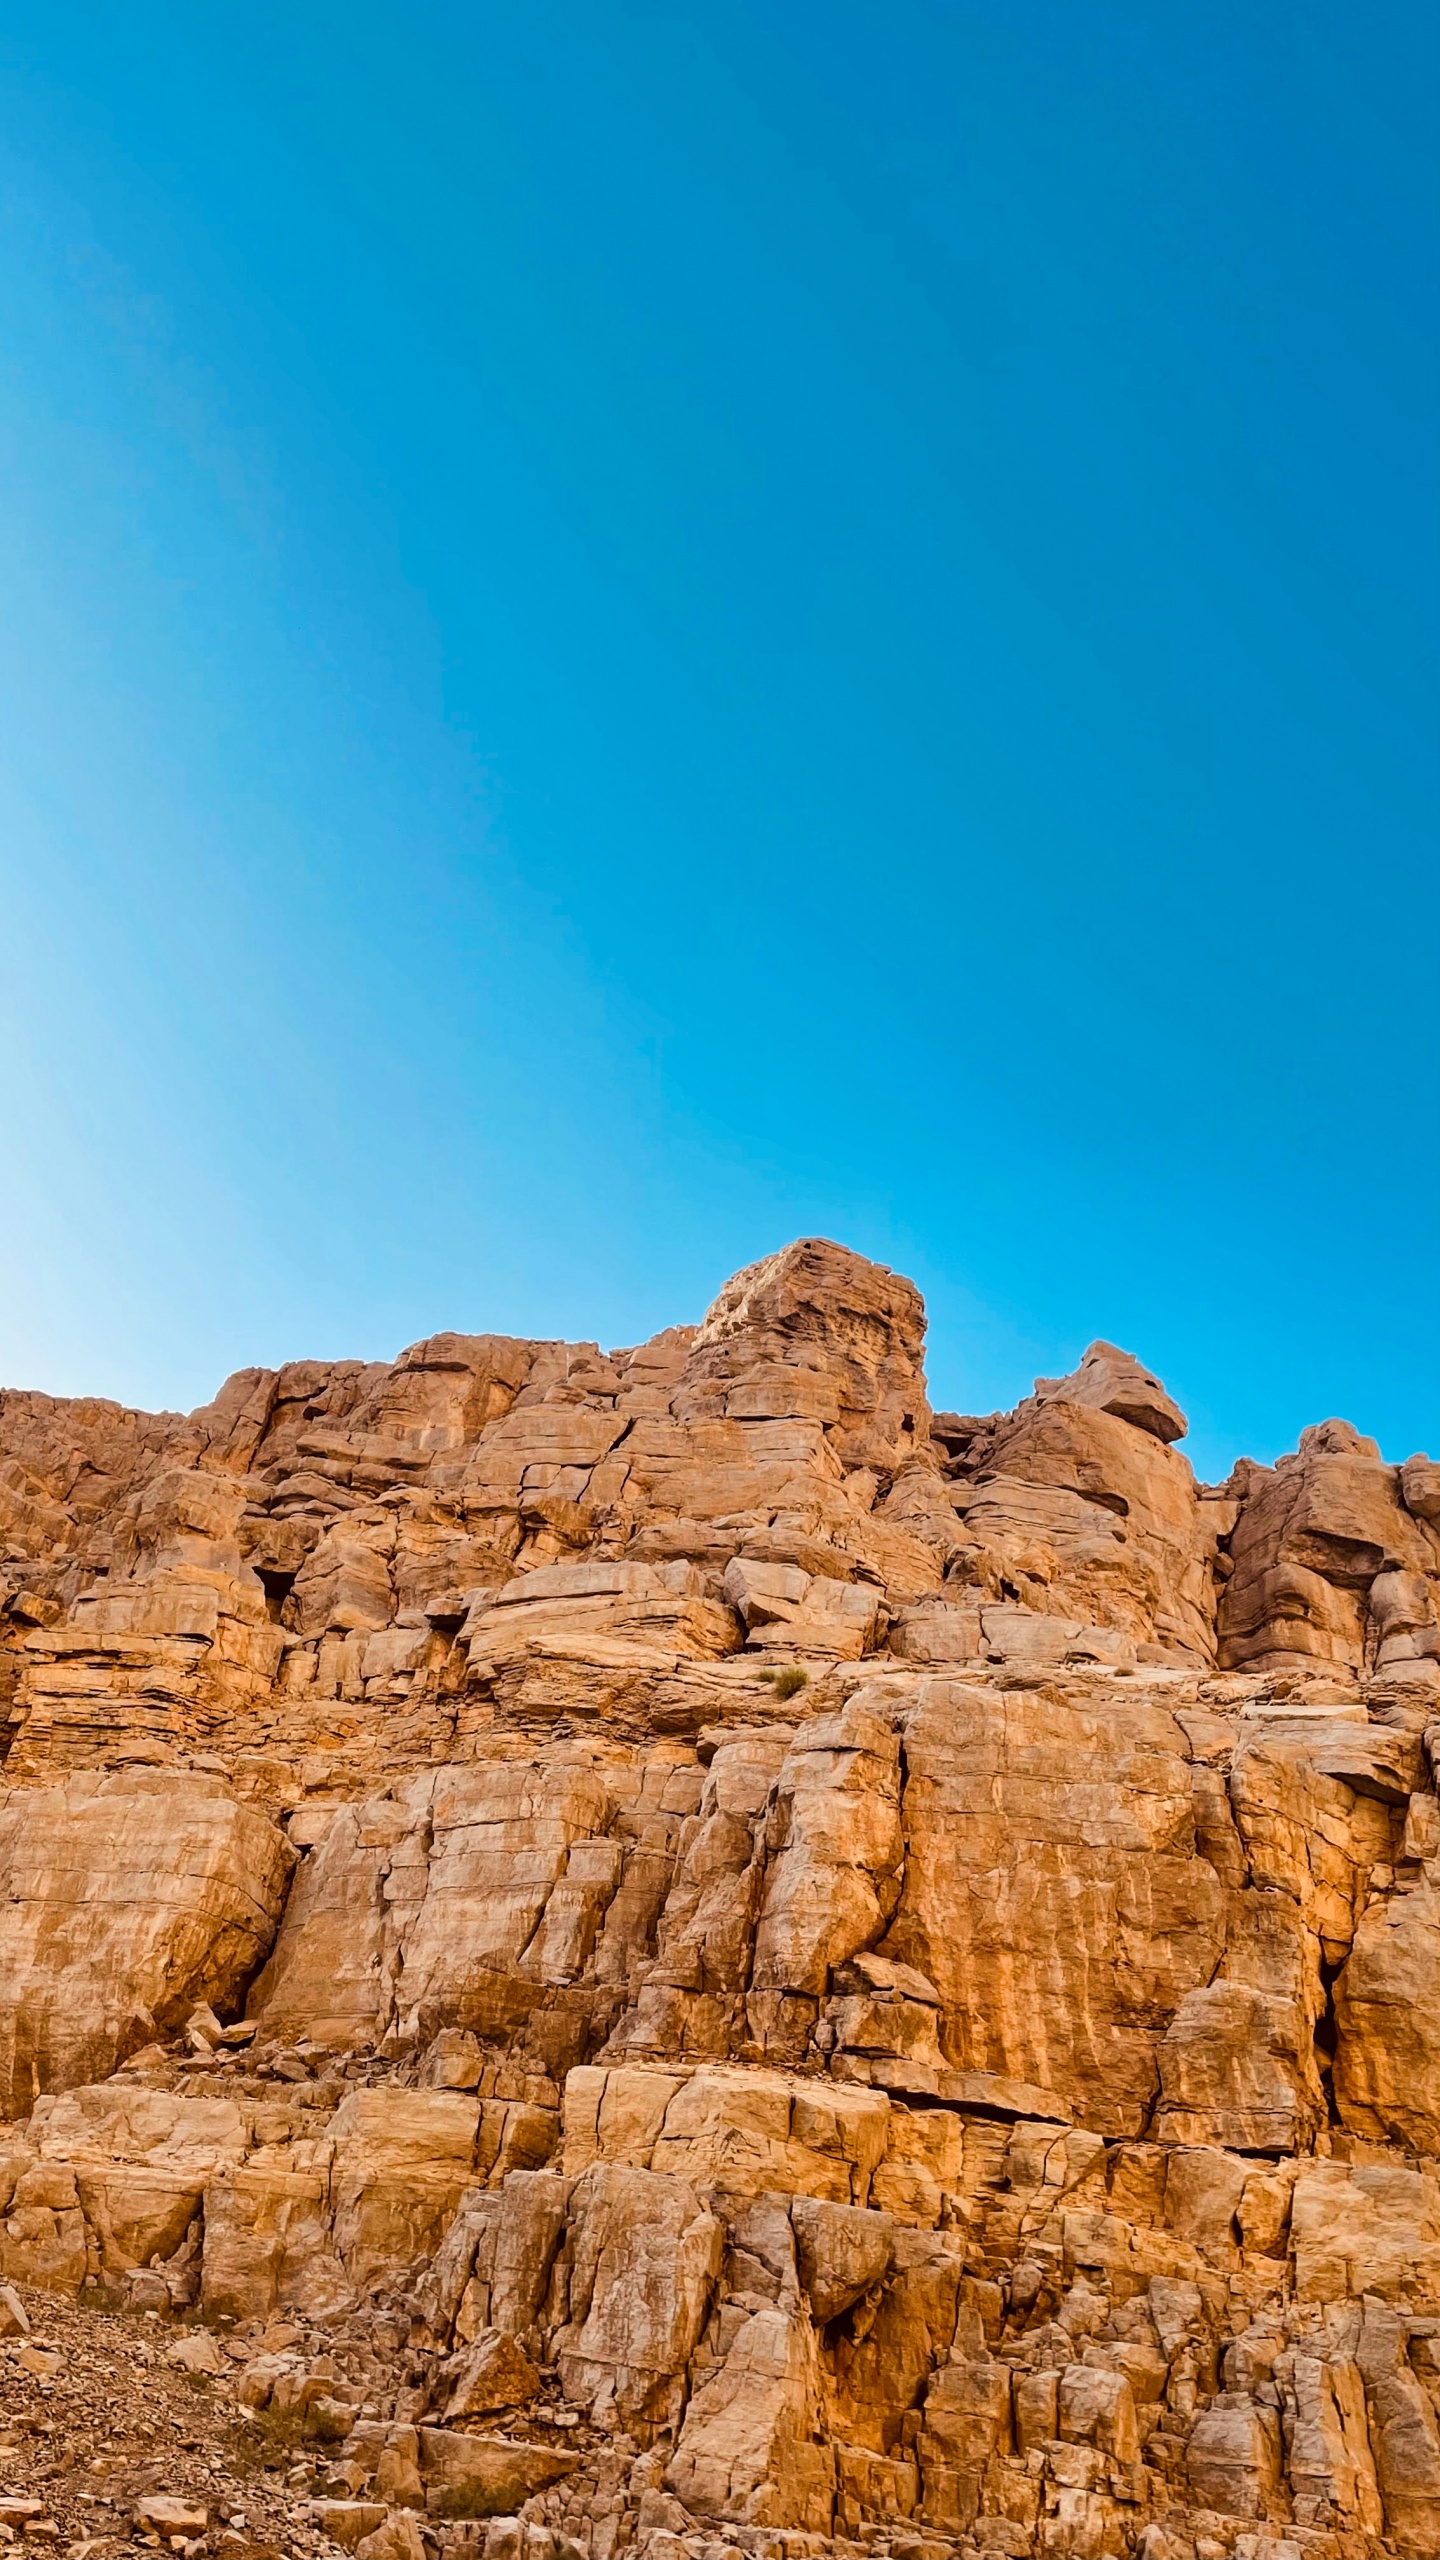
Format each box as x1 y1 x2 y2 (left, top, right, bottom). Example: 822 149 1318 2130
1 1236 1438 2560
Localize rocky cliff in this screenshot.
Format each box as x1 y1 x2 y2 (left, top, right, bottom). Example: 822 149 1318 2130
0 1238 1437 2560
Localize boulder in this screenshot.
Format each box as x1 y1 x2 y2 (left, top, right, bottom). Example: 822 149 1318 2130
418 2431 578 2519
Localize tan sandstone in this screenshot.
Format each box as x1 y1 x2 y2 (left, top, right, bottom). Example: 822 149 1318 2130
0 1238 1437 2558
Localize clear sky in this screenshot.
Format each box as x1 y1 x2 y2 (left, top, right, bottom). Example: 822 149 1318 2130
0 4 1435 1484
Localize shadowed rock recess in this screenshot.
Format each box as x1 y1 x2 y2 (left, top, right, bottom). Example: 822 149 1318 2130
1 1239 1439 2560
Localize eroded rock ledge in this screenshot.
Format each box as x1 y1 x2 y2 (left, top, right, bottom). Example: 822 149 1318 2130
0 1239 1437 2560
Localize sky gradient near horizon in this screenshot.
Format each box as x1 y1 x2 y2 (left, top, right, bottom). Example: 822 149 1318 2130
0 3 1436 1485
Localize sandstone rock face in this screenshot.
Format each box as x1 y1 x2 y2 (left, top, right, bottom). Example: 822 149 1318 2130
948 1350 1213 1660
1 1235 1439 2557
1219 1421 1440 1675
0 1766 294 2114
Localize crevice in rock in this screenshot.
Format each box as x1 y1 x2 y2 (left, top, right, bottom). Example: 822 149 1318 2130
1313 1949 1345 2131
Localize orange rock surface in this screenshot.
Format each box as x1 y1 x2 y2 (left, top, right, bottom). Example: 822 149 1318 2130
2 1239 1438 2556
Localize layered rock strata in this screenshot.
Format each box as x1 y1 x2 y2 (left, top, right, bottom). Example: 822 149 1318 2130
0 1239 1438 2560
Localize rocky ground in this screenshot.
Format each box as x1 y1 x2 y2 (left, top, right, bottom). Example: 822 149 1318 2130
0 2280 332 2560
0 2277 956 2560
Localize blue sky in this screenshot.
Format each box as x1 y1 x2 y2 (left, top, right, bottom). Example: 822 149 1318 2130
0 3 1435 1482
